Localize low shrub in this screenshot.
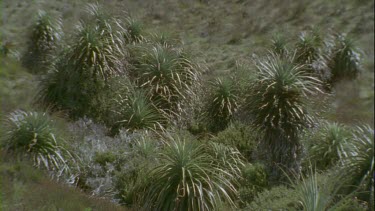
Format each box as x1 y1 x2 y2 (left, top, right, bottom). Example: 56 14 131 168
246 185 300 210
238 163 268 207
210 122 258 161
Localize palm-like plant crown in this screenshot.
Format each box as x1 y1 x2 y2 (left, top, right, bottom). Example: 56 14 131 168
2 110 73 173
248 53 320 134
327 34 361 83
23 10 62 72
246 53 321 176
307 121 351 170
113 89 165 132
295 31 322 65
133 44 200 114
341 125 374 197
68 20 126 81
141 135 242 211
205 77 239 132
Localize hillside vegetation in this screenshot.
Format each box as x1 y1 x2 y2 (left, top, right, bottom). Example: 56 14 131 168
0 0 374 210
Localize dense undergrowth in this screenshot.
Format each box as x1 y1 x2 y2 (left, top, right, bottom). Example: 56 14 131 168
0 0 374 210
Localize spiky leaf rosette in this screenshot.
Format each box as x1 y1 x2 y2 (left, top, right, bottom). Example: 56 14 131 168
132 44 200 116
326 34 361 83
295 31 323 65
205 77 239 132
140 135 241 211
271 34 289 56
23 10 62 73
112 89 165 133
341 125 374 202
2 110 73 175
305 121 351 170
123 17 145 44
246 53 321 177
37 51 103 118
68 21 127 81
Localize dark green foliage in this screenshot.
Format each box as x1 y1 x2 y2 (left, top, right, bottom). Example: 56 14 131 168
37 52 104 118
304 121 352 170
68 20 127 81
210 122 258 160
0 40 13 57
22 11 62 73
246 185 300 210
2 110 73 173
245 52 321 178
238 163 268 206
111 89 166 133
204 77 239 132
37 4 128 119
327 34 362 83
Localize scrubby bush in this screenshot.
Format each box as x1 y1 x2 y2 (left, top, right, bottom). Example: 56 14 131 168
238 163 268 207
245 52 321 179
22 10 62 73
210 122 258 161
2 110 73 175
246 185 300 210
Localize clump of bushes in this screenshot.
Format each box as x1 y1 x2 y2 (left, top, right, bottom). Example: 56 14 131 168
247 185 300 210
210 122 258 160
238 163 268 207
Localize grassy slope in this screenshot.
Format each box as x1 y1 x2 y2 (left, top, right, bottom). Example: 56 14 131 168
0 0 374 210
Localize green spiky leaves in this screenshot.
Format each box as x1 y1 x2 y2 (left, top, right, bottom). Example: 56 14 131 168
23 10 62 73
247 53 321 133
141 135 243 210
205 77 239 132
2 111 74 174
112 89 165 133
131 44 200 115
